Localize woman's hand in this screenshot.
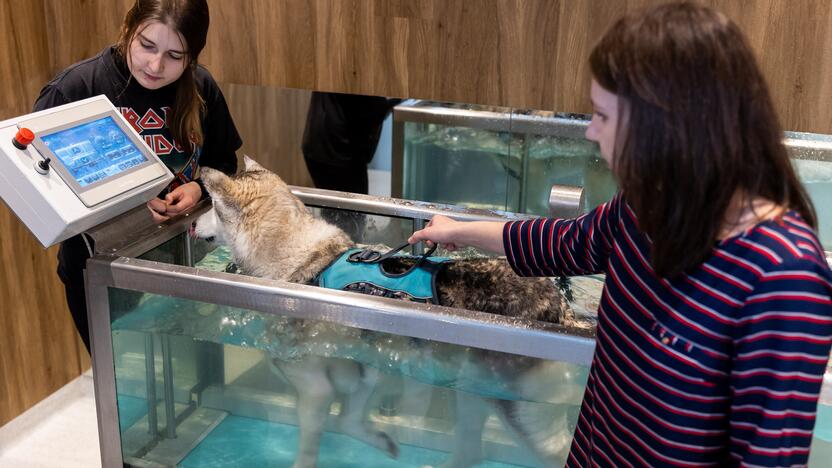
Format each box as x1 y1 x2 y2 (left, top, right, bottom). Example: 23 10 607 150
147 197 170 223
164 181 202 214
408 216 508 254
408 215 461 250
147 181 202 223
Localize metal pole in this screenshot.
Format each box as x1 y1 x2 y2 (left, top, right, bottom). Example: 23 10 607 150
183 233 193 267
411 218 426 255
518 140 530 213
144 334 158 436
161 335 176 438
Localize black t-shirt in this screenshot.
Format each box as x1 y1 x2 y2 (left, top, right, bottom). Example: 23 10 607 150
33 46 241 183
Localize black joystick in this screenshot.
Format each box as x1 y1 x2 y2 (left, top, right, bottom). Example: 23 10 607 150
35 157 51 175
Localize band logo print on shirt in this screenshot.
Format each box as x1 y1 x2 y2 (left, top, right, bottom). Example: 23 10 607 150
118 106 184 155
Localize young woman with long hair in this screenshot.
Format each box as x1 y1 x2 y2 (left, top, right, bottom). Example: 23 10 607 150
34 0 241 352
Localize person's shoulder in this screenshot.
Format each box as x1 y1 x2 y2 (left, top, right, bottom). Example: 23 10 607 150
192 64 233 112
738 213 831 277
741 222 832 310
193 64 222 96
44 46 117 97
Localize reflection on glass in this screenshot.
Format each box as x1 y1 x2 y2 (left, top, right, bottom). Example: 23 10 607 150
516 134 616 215
108 246 590 467
403 123 517 212
138 233 190 264
396 101 832 251
792 153 832 251
308 207 414 248
397 104 618 217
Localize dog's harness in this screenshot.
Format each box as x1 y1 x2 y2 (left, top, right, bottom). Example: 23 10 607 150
315 243 452 304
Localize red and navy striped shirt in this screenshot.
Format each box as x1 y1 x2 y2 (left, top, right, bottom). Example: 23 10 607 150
503 193 832 467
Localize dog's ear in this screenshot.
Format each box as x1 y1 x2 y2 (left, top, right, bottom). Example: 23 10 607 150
243 155 265 172
201 168 241 218
200 167 234 202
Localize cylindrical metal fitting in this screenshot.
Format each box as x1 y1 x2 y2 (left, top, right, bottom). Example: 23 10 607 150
549 184 585 219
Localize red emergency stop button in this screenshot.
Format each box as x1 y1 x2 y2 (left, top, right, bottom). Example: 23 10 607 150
13 128 34 150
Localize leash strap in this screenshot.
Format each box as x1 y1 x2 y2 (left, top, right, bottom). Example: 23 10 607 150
319 242 450 304
347 242 439 276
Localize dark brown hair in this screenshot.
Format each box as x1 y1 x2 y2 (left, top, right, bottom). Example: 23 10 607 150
589 2 817 277
116 0 210 152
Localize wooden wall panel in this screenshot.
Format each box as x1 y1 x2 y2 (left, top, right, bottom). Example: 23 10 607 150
0 0 51 118
221 84 313 187
10 0 832 133
0 0 89 428
715 0 832 134
201 0 832 133
42 0 129 74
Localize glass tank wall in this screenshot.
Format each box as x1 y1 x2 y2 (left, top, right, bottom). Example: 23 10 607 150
393 100 832 252
86 194 596 468
393 102 616 217
109 289 587 467
87 187 832 467
788 132 832 252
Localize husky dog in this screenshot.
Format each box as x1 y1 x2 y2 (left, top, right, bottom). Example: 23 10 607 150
193 156 584 468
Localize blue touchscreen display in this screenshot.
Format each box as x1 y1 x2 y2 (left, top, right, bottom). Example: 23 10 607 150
41 116 148 188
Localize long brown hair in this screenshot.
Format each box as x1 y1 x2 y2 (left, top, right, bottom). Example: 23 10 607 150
589 2 817 277
116 0 210 152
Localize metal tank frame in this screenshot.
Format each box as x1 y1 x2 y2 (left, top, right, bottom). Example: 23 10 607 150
84 187 597 467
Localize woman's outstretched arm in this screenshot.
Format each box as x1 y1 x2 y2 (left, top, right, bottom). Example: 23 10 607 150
408 215 507 254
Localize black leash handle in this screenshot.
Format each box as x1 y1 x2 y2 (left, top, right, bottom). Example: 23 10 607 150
348 242 439 275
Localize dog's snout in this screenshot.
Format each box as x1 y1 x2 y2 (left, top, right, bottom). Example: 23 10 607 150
190 221 215 242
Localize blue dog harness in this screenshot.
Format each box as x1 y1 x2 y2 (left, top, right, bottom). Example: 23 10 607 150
316 243 452 304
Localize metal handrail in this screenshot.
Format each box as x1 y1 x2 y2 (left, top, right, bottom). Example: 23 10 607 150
86 187 537 258
88 256 595 364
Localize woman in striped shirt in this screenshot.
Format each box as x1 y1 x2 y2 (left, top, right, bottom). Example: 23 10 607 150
409 2 832 466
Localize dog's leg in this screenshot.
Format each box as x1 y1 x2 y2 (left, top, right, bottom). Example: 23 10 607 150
377 374 435 419
488 360 584 466
439 392 490 468
277 357 336 468
493 400 572 467
334 365 399 459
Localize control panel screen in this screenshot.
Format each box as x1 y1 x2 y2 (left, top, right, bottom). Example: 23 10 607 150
40 116 148 188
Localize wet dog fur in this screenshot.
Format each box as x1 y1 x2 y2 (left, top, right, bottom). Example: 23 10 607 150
193 157 580 467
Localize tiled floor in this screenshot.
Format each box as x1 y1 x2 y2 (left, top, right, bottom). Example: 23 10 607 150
0 370 100 468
